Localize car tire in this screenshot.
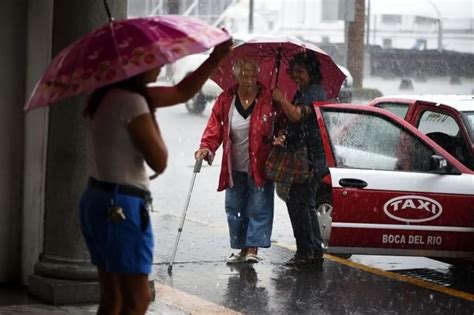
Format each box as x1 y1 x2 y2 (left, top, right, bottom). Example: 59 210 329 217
186 92 207 114
316 192 352 259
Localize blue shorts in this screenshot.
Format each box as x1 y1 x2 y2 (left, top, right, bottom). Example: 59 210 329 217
79 184 154 274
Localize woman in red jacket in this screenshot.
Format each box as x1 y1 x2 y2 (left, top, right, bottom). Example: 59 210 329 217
195 58 274 264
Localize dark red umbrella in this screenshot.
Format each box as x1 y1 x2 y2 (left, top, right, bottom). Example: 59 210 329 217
211 36 346 100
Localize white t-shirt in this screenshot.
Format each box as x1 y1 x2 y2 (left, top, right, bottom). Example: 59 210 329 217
86 89 150 190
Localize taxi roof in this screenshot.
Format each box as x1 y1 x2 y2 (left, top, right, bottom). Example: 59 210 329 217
374 94 474 112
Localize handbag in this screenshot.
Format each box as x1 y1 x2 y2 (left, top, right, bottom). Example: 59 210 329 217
264 101 313 184
264 145 313 184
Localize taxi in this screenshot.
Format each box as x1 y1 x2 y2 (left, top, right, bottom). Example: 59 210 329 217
368 95 474 171
314 103 474 265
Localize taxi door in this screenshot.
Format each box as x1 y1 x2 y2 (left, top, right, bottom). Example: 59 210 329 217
316 105 474 259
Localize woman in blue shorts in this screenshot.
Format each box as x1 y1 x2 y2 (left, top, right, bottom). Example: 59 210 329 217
80 40 231 315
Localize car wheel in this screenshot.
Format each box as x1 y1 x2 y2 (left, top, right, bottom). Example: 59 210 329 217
316 195 333 250
185 92 207 114
316 194 352 259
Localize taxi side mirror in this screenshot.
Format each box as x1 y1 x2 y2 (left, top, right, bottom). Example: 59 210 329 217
429 155 460 175
430 154 448 174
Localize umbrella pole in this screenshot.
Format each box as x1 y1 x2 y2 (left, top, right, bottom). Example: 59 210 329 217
273 47 283 90
167 158 203 275
269 47 284 140
103 0 114 22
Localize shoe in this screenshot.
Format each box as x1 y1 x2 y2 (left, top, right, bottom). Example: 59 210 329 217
309 256 324 267
285 256 297 266
226 253 245 264
285 255 311 267
245 253 260 264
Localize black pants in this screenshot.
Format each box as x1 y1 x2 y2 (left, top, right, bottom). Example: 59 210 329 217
286 176 324 258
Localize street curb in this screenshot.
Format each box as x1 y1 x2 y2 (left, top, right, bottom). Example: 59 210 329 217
155 283 241 315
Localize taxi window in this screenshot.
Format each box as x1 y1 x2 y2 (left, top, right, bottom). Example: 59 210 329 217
461 112 474 141
418 110 460 136
418 110 473 169
323 110 435 172
374 102 409 119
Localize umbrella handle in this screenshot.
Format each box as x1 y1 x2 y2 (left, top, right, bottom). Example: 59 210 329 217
103 0 114 22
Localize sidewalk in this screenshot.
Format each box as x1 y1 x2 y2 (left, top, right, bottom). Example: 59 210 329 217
1 213 473 314
0 283 188 315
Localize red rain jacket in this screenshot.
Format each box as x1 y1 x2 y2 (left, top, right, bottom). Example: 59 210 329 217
199 85 275 191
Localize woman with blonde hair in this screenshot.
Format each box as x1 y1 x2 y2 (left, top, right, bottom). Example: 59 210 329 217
195 58 275 264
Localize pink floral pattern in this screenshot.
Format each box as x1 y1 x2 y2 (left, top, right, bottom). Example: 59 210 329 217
25 15 230 110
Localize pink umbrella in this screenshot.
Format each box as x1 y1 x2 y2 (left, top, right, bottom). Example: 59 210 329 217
25 15 230 111
211 36 346 100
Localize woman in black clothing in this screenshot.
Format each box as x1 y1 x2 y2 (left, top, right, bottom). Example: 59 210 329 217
272 51 328 266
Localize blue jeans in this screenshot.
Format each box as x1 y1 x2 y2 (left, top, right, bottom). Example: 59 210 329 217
225 171 274 249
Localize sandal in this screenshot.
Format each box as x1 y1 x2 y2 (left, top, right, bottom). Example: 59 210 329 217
226 253 245 264
245 253 259 264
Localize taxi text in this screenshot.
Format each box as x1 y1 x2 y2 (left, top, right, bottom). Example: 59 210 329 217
382 234 442 245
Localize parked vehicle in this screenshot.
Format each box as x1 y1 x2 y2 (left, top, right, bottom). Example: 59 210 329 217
313 102 474 266
368 95 474 171
169 52 221 114
336 65 353 103
171 52 353 114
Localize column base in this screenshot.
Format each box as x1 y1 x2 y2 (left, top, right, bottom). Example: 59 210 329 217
28 275 156 305
28 275 99 305
33 258 98 281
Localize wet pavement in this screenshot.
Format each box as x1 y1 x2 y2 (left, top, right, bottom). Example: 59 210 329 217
151 212 474 314
3 212 473 314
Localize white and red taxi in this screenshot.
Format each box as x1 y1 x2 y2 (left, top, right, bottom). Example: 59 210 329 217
368 95 474 171
313 103 474 265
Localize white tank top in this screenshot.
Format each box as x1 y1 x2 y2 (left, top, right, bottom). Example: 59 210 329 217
230 105 250 173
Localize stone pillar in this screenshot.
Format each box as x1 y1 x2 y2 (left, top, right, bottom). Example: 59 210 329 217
0 0 26 283
28 0 127 305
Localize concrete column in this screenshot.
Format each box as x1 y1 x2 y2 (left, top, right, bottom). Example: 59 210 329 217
28 0 127 305
22 0 52 285
0 0 27 282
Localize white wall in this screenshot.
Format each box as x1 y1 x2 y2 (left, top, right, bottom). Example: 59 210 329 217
0 0 27 282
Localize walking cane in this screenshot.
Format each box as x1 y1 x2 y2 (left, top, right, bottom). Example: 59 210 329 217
168 157 203 274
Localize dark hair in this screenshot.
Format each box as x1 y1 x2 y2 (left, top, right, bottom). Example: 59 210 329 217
289 51 322 84
85 73 150 119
